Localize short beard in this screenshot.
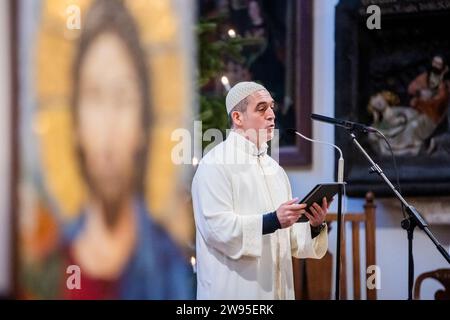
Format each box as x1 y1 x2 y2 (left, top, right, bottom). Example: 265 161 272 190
88 175 136 231
77 149 144 231
99 192 126 230
431 67 443 76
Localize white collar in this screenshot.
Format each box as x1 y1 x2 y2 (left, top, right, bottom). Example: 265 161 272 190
227 130 269 157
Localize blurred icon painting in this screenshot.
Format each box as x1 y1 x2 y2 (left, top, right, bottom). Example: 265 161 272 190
16 0 195 299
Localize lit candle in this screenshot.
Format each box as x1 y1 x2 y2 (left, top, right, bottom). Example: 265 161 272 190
190 256 197 273
221 76 231 91
228 29 236 38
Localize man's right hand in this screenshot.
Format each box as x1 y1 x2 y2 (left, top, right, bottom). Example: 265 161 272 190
276 198 307 228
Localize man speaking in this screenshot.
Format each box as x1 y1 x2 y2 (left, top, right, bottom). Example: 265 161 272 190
192 81 329 299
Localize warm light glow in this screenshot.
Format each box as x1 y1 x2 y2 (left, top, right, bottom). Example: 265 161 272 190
221 76 231 91
221 76 229 86
228 29 236 38
192 156 199 166
190 256 197 273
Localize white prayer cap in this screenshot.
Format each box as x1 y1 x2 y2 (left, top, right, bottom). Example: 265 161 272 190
225 81 267 114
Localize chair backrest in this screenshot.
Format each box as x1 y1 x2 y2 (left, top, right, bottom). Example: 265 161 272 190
293 191 377 300
414 269 450 300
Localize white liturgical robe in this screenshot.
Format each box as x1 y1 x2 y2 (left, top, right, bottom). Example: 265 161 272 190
192 131 328 299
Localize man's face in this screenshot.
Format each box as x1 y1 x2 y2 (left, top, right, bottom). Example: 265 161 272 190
76 31 143 214
235 89 276 145
432 56 444 74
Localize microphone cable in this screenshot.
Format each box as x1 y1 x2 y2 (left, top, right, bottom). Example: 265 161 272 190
372 128 407 219
289 129 347 218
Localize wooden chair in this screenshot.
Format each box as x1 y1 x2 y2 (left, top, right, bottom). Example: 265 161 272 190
414 269 450 300
293 192 377 300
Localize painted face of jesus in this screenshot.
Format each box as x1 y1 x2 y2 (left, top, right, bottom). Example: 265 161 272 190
76 31 144 226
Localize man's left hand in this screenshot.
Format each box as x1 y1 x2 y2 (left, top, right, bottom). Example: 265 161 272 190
304 197 329 227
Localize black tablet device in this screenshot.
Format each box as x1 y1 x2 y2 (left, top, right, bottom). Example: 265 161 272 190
297 183 341 222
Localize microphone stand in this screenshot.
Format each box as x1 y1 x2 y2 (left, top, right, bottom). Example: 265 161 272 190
346 130 450 300
333 147 345 301
335 181 344 300
289 129 345 300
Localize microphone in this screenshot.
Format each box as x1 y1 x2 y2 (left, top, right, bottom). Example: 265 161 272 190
311 113 377 133
286 128 344 183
